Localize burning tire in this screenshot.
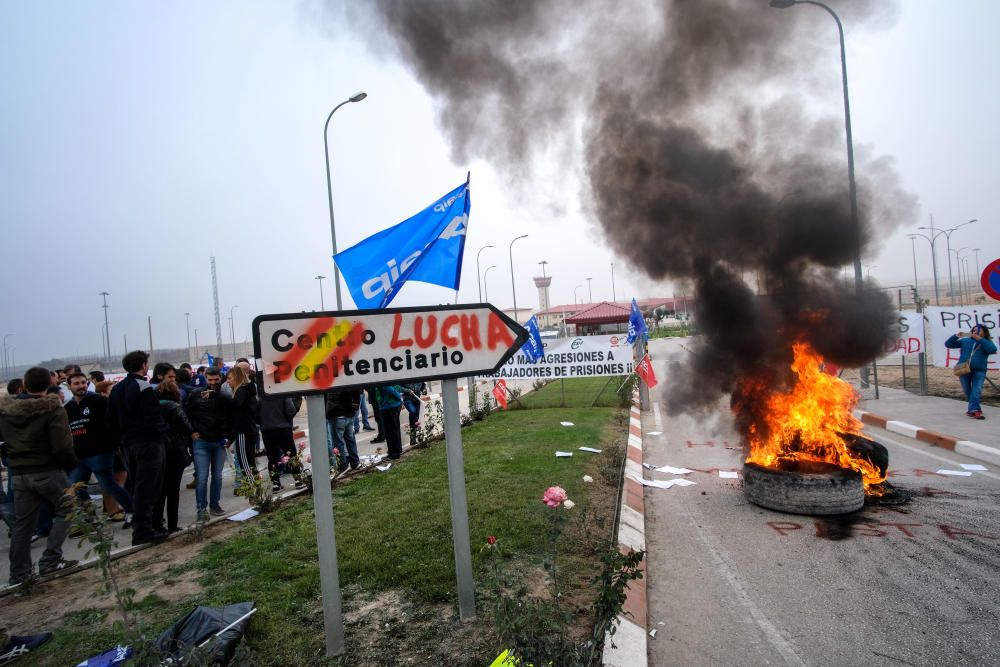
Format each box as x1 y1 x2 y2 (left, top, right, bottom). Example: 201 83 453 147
743 461 864 516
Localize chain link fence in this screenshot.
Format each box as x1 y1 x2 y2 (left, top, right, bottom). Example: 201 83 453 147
868 354 1000 408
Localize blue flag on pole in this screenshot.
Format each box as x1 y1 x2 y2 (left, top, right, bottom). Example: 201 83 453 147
521 315 545 363
206 352 215 368
334 178 471 310
627 298 648 344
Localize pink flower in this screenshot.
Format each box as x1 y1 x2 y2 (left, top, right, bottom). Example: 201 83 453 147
333 448 340 456
297 442 306 451
541 486 568 508
305 455 312 463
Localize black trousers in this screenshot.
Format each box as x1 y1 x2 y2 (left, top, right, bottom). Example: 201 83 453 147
381 406 403 459
123 440 165 542
262 428 296 479
155 446 188 531
368 388 384 438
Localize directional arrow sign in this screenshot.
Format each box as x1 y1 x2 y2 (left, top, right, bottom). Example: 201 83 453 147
252 303 528 397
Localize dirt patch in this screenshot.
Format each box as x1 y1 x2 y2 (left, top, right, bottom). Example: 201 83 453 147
0 522 232 633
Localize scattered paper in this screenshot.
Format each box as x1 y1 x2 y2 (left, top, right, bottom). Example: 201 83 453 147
649 629 658 638
556 451 574 457
560 421 575 426
647 431 663 436
960 464 988 471
228 508 258 522
655 465 693 475
718 471 740 479
936 469 973 477
582 475 594 483
628 474 697 489
376 463 393 472
643 463 658 470
579 447 602 453
360 454 383 464
658 621 665 626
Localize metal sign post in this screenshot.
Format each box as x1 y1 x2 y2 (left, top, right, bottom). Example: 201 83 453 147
442 378 476 619
306 393 345 657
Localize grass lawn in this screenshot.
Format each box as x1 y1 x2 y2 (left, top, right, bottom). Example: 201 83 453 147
14 377 628 666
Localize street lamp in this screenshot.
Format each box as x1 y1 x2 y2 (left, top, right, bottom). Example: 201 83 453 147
865 264 877 280
918 219 977 305
229 305 239 356
185 312 191 360
908 232 940 304
610 263 616 302
2 333 12 380
973 248 982 282
324 91 368 310
907 236 920 303
539 260 548 278
483 265 497 302
951 248 968 305
99 292 111 365
574 284 584 304
586 277 593 303
509 234 528 320
770 0 863 297
476 244 494 302
315 275 327 310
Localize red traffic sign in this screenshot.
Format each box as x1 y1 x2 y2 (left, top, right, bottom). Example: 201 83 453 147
982 258 1000 301
252 303 528 397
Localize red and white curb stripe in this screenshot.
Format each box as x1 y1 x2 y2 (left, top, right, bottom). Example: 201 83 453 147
854 409 1000 466
602 400 648 667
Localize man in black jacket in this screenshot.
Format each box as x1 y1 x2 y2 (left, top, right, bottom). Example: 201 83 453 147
108 351 168 545
0 367 79 584
66 372 133 519
184 367 230 521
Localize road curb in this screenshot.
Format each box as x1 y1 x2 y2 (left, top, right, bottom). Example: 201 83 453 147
602 400 648 667
854 409 1000 465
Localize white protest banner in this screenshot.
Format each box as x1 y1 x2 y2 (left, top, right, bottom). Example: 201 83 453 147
925 306 1000 370
489 334 634 380
879 311 925 360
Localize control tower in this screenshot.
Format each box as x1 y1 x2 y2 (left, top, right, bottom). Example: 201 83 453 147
533 276 552 312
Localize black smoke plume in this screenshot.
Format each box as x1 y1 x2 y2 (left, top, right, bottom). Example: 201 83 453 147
337 0 917 425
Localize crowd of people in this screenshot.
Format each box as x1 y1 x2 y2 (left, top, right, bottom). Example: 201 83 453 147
0 352 427 587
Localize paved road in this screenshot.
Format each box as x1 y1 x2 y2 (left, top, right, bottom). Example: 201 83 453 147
0 377 527 584
643 338 1000 666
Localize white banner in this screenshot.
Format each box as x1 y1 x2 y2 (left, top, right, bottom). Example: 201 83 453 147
489 334 634 380
880 311 925 359
925 306 1000 370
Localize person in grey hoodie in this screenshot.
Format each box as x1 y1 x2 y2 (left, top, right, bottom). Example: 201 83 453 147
0 367 79 584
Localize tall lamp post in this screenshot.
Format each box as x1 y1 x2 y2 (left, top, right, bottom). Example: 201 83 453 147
229 305 239 357
508 234 528 320
476 244 494 302
99 292 111 365
574 284 584 305
483 265 497 302
918 219 977 305
586 277 592 303
2 333 12 380
950 248 968 306
539 260 548 277
610 263 616 302
908 233 940 304
770 0 863 297
908 236 920 302
185 312 192 361
973 248 982 282
315 275 327 310
324 91 368 311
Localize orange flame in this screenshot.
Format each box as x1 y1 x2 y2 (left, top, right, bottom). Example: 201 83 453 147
741 342 885 490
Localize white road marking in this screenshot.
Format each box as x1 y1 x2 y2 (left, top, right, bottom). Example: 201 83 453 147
867 428 1000 483
676 504 804 666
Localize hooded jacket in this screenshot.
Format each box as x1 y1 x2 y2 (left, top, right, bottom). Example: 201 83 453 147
0 394 77 474
259 396 301 431
108 373 168 446
184 387 230 441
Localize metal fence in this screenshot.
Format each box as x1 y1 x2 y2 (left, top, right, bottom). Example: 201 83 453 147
865 354 1000 407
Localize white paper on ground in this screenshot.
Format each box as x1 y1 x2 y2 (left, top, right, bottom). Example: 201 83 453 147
643 463 658 470
647 431 664 436
936 469 973 476
718 471 740 479
960 463 988 471
228 508 258 522
670 478 697 487
579 447 602 453
360 454 384 464
628 474 697 489
655 465 693 475
556 451 574 457
649 629 658 638
376 463 392 472
560 421 575 426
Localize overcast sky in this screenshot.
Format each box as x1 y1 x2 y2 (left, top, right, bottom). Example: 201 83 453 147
1 1 998 366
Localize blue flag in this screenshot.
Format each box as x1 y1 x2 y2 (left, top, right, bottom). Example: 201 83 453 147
206 352 215 368
521 315 545 363
627 298 648 344
334 179 471 310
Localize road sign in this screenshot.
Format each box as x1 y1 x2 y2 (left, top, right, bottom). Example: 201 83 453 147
252 303 528 397
982 258 1000 301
